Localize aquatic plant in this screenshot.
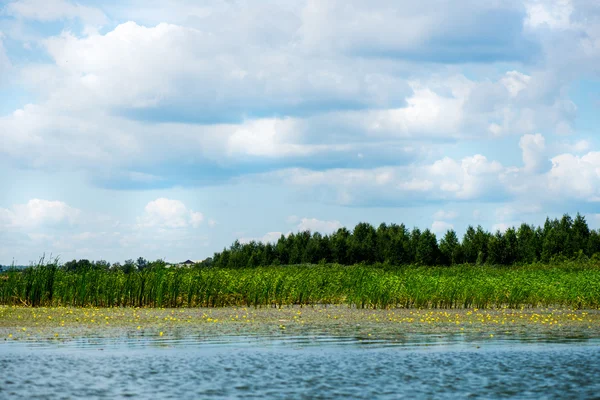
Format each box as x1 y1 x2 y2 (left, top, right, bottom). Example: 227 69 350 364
1 262 600 309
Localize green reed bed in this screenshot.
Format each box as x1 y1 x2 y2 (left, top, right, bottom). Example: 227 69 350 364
1 263 600 309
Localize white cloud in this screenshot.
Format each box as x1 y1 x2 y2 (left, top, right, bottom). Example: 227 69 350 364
520 133 549 173
227 118 309 158
296 217 343 234
433 210 458 220
6 0 107 34
267 152 509 206
239 231 289 244
0 15 577 185
501 71 531 97
431 220 454 235
555 139 590 154
525 0 573 30
298 0 526 58
495 204 542 223
0 199 81 229
0 35 10 82
491 222 514 233
190 211 204 228
238 218 343 244
548 152 600 201
136 198 204 229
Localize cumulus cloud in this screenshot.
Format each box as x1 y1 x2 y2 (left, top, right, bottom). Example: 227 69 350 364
5 0 107 34
548 152 600 201
0 35 10 82
238 217 343 244
433 210 458 220
0 199 80 229
3 0 600 265
525 0 573 30
34 21 403 121
265 152 509 206
431 220 454 235
495 204 541 224
0 11 580 190
491 222 514 233
555 139 590 154
520 133 549 173
296 218 343 234
299 0 533 62
239 231 288 244
501 71 532 97
136 198 204 229
0 4 577 182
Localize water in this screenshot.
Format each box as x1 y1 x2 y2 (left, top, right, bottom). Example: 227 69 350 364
2 334 600 399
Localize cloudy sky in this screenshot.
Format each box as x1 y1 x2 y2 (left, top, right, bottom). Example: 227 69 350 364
1 0 600 264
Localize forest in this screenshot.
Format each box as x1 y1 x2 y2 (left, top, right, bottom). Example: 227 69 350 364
2 213 599 274
208 213 600 269
2 214 600 308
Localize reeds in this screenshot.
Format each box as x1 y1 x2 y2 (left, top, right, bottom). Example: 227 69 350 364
1 262 599 309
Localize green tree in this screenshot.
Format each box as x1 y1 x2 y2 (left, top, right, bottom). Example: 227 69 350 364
389 224 411 265
330 228 350 264
439 229 461 265
416 229 439 265
275 235 290 265
503 227 518 264
136 257 149 271
462 226 477 263
409 227 422 263
348 222 377 264
375 223 391 263
517 223 538 263
572 213 590 256
487 231 506 265
122 259 136 274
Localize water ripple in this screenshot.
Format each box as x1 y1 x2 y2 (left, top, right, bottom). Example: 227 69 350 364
2 334 600 399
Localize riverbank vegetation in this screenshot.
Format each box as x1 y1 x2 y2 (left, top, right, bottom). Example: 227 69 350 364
1 263 599 309
2 214 600 309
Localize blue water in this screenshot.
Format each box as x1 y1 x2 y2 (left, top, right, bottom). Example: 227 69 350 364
2 335 600 399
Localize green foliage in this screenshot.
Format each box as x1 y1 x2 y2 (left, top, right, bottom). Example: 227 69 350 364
415 229 439 265
4 213 600 309
2 262 600 309
439 230 461 265
209 213 600 268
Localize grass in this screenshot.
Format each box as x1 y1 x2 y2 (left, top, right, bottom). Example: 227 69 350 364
1 262 600 309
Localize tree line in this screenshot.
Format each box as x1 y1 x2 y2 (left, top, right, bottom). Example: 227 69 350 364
208 214 600 268
3 213 599 273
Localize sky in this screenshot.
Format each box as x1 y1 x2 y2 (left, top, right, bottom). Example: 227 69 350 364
1 0 600 265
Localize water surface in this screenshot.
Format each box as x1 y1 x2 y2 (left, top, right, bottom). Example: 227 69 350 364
2 334 600 399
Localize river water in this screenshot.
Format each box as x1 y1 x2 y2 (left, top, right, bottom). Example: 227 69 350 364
2 334 600 399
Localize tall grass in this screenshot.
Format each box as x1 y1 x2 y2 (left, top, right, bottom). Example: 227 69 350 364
1 262 600 309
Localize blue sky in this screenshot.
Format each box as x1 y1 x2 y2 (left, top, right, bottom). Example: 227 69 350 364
1 0 600 264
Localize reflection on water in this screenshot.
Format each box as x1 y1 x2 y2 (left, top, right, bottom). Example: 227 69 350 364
2 333 600 399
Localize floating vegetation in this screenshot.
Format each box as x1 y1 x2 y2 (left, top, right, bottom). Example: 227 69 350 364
1 305 599 341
